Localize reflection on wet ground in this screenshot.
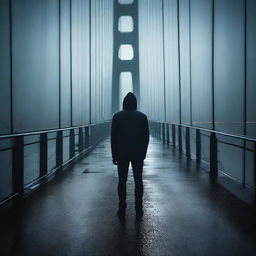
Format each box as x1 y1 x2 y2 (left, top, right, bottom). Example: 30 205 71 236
0 137 255 256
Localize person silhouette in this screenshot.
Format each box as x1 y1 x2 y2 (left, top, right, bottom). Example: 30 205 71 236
111 92 149 220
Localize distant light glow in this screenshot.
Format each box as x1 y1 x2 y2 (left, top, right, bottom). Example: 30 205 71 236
118 0 134 4
118 16 134 33
118 44 134 60
119 72 133 109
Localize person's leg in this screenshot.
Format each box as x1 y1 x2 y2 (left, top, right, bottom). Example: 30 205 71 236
131 159 144 215
117 159 129 212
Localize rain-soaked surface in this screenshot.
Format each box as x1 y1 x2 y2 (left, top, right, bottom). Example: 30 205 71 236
0 137 256 256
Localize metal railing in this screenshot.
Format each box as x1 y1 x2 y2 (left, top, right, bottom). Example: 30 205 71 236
0 121 111 206
150 121 256 195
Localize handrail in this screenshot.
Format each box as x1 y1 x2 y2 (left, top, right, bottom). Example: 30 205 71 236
149 120 256 194
0 121 111 206
153 121 256 143
0 120 111 140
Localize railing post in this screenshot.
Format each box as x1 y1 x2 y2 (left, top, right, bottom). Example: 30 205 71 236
84 127 88 149
97 124 99 143
186 127 191 160
99 124 102 141
162 123 166 143
56 131 63 167
91 125 94 145
94 125 97 144
166 124 170 144
210 132 218 181
178 125 182 153
13 136 24 194
172 124 176 146
97 124 100 142
159 123 161 139
87 126 91 148
196 129 201 165
40 133 48 177
254 142 256 204
78 127 83 153
69 129 75 158
89 126 92 146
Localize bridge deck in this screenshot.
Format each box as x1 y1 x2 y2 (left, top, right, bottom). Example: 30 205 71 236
0 138 255 256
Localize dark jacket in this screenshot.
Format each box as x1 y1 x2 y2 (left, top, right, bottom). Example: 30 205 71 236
111 93 149 161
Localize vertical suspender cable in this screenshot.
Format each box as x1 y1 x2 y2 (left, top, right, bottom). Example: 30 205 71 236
177 0 181 125
9 0 13 134
211 0 215 130
59 0 61 128
89 0 92 124
189 0 192 126
243 0 247 187
70 0 73 126
162 0 167 122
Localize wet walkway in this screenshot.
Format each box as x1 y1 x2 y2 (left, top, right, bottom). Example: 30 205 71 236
0 137 256 256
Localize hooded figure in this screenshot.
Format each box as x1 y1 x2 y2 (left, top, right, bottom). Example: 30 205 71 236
111 92 149 162
111 92 149 220
122 91 137 111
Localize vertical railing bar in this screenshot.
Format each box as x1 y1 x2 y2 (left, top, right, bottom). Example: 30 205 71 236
78 127 83 153
172 124 176 146
196 129 201 165
70 129 75 158
56 131 63 168
162 123 165 144
254 142 256 204
210 132 218 181
178 125 182 153
13 136 24 194
166 124 170 144
40 133 48 177
186 127 191 160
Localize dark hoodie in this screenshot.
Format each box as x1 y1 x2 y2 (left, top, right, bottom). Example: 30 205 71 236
122 92 137 111
111 93 149 161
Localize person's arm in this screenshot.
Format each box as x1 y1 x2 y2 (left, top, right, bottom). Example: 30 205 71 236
111 114 118 165
142 115 150 159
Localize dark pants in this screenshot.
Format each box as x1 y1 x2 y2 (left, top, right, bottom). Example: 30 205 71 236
117 159 144 210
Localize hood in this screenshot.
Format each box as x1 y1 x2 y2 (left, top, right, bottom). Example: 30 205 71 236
123 92 137 111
